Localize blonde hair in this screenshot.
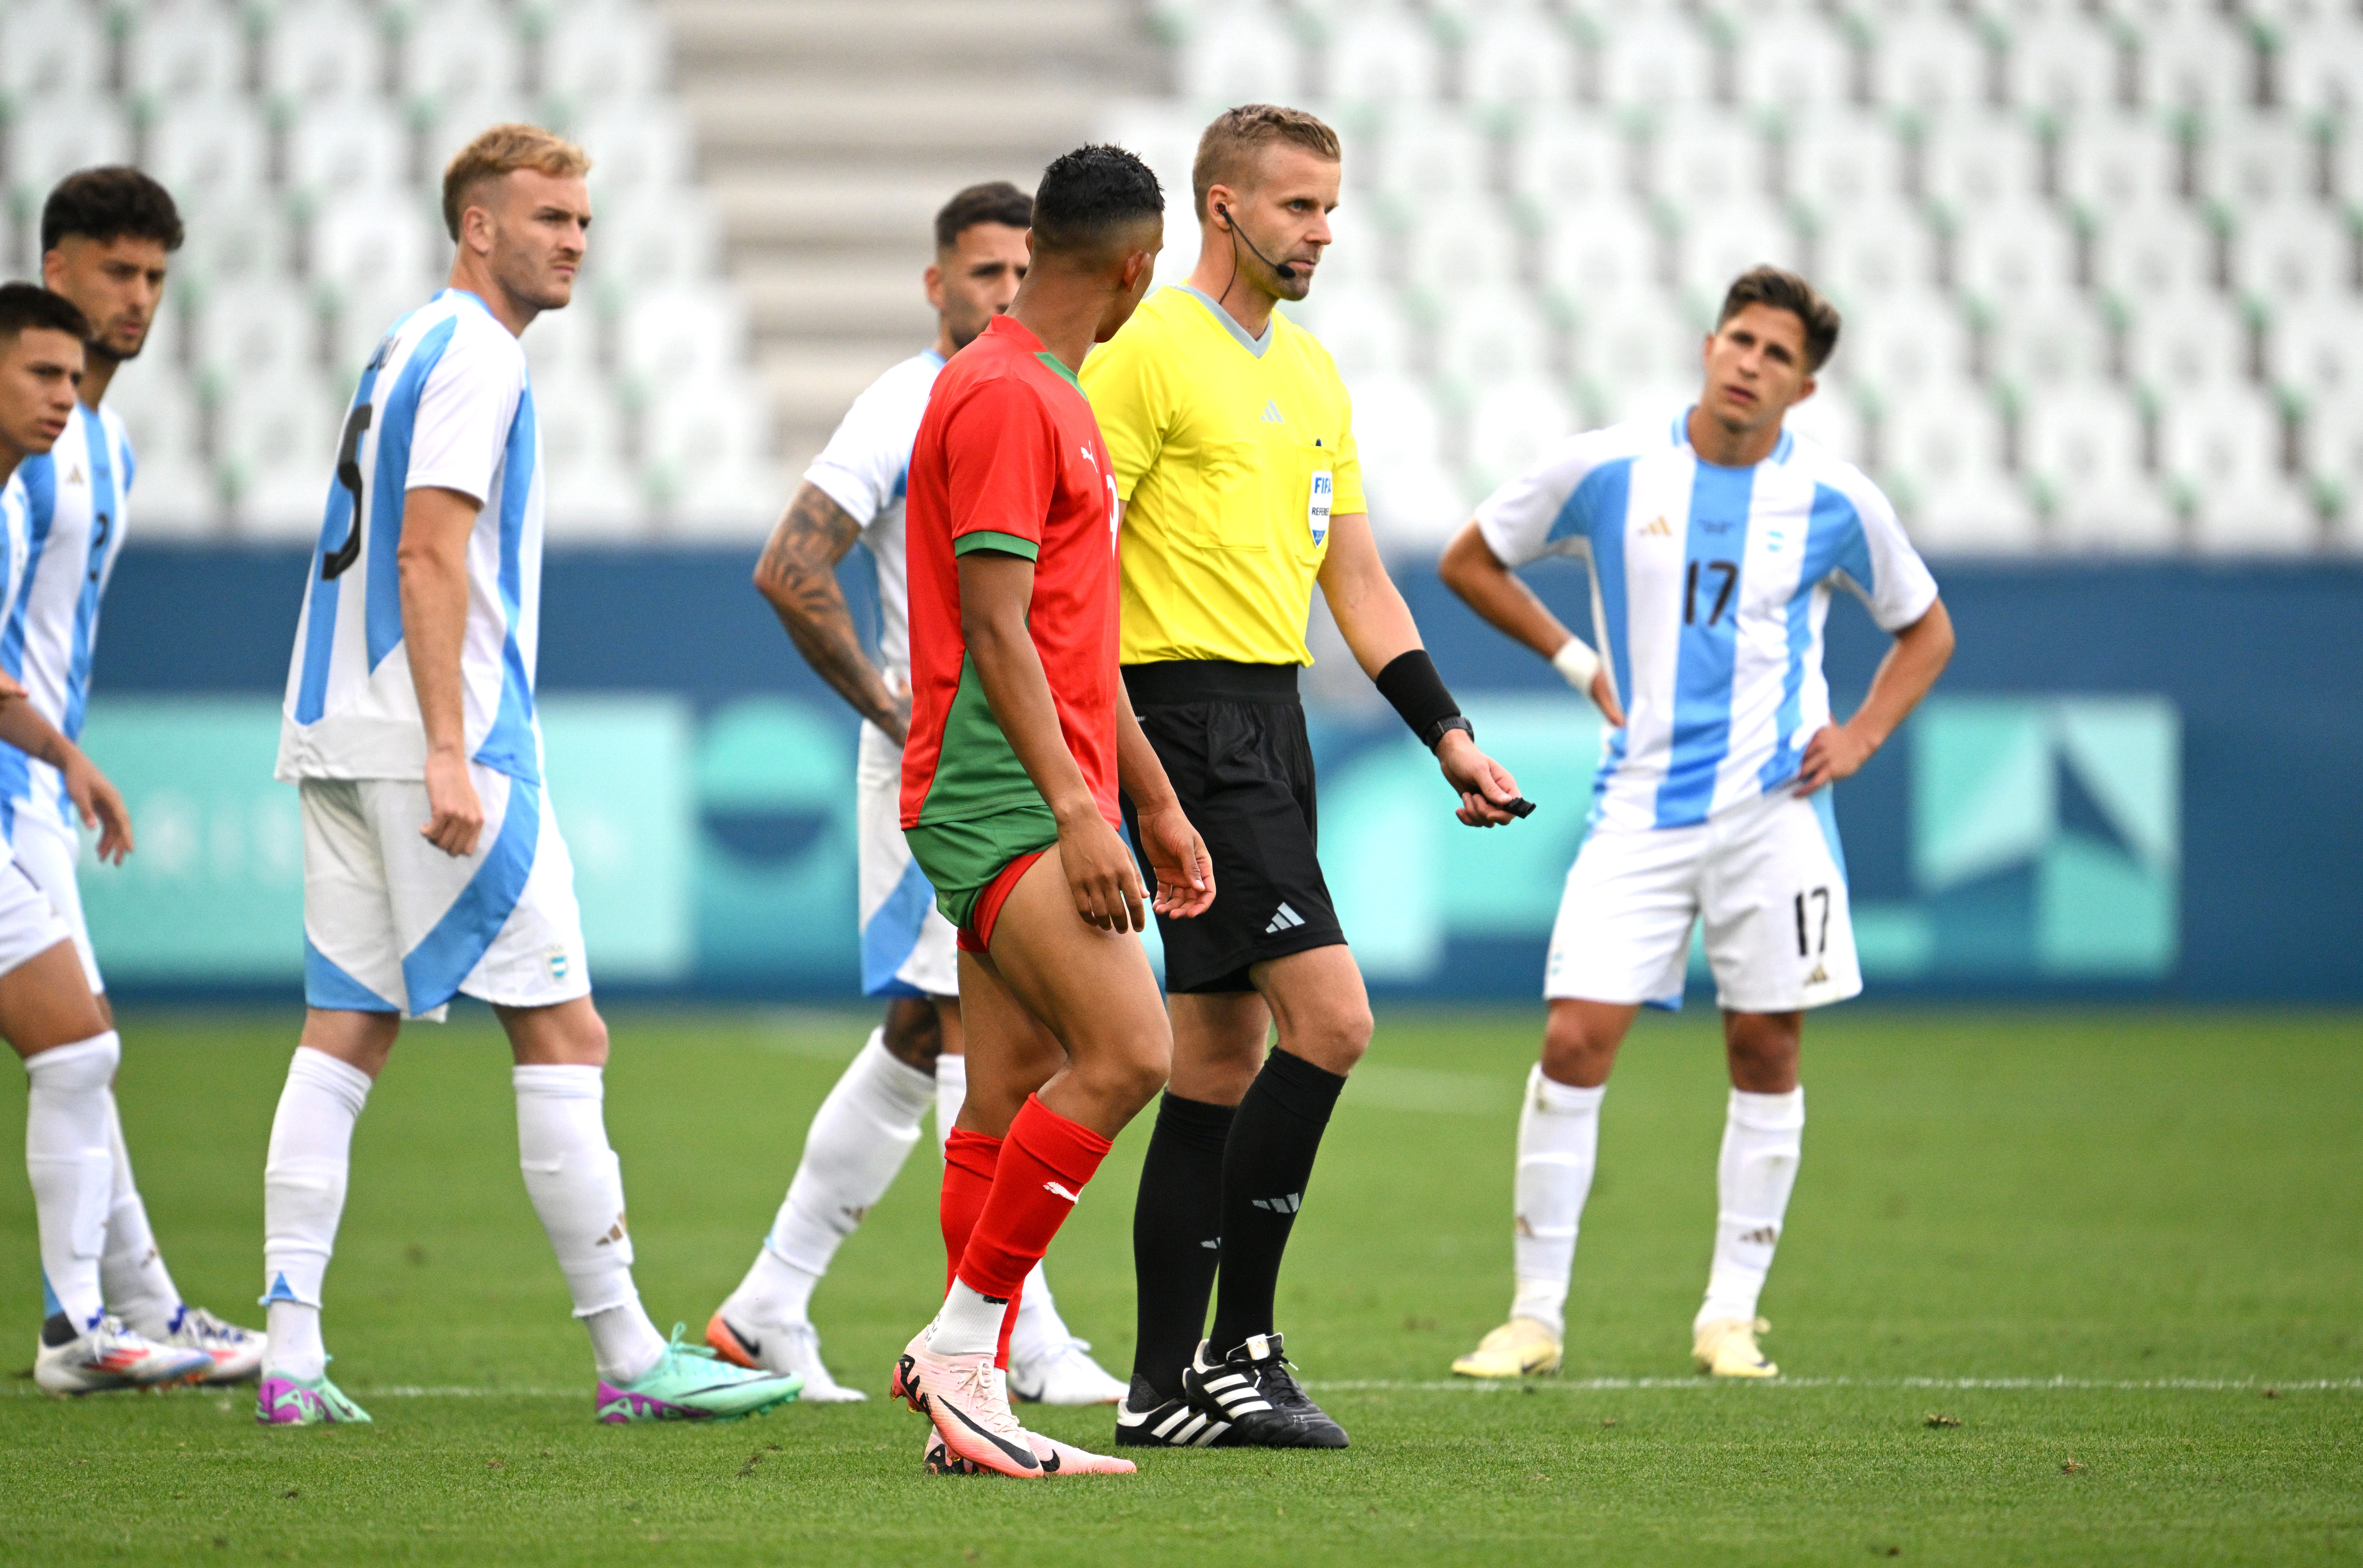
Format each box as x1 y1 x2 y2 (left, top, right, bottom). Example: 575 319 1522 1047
440 123 592 240
1191 104 1340 224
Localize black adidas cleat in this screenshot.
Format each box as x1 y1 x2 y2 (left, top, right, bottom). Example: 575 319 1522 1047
1113 1375 1239 1448
1180 1333 1349 1449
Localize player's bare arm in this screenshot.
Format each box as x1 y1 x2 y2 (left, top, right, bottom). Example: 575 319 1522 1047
0 700 130 864
1438 521 1627 726
397 485 487 857
956 548 1146 933
1115 702 1215 920
1796 597 1956 793
1316 509 1523 826
752 482 908 742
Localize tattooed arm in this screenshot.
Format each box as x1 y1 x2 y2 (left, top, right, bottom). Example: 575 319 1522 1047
754 482 908 744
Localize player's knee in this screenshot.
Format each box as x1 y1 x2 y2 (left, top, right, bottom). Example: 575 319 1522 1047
1540 1009 1617 1085
1723 1012 1801 1088
880 997 943 1070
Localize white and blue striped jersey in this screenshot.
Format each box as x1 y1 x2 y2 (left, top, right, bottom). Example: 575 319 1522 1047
801 348 945 682
1475 412 1938 834
277 289 547 786
0 473 38 682
0 400 131 838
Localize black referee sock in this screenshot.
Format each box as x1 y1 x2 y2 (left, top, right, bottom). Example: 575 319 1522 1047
1207 1047 1346 1359
1131 1092 1236 1402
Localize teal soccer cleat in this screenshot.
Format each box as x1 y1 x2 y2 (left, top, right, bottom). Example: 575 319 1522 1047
596 1324 804 1423
257 1367 372 1426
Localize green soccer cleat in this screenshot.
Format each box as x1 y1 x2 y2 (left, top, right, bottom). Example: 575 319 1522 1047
596 1324 804 1423
257 1367 373 1425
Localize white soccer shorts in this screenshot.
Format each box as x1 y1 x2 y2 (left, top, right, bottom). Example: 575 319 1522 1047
300 762 591 1021
0 851 75 983
1545 788 1862 1015
857 721 958 998
8 811 100 993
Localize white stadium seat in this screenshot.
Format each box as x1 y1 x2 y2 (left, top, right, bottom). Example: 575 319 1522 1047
2302 394 2363 542
124 0 246 100
1778 387 1868 469
189 278 326 388
1952 199 2080 307
2267 298 2363 413
396 0 523 106
535 387 646 537
1840 290 1974 395
1509 112 1632 214
219 378 343 539
1784 112 1911 218
1729 16 1855 113
1866 15 1990 114
1402 197 1524 294
1432 287 1559 388
1285 283 1417 379
1346 372 1462 549
1303 201 1388 289
1537 197 1664 311
1987 298 2114 395
1466 374 1580 492
2274 21 2363 119
1358 106 1490 200
618 285 750 388
539 0 672 102
1324 6 1443 104
307 190 440 297
2088 205 2218 300
2056 116 2185 214
2200 122 2323 209
1815 201 1943 309
261 0 388 102
1461 8 1580 106
2019 383 2177 549
1175 8 1301 102
323 279 428 386
284 99 412 198
1572 296 1701 402
0 0 106 101
5 96 132 200
2157 387 2317 551
173 203 296 292
136 98 271 218
1650 118 1776 211
2130 17 2249 116
2121 293 2253 391
1921 116 2045 214
1672 200 1806 300
1596 13 1718 110
2228 207 2354 308
1878 389 2040 554
582 190 726 291
102 370 217 536
1998 15 2122 116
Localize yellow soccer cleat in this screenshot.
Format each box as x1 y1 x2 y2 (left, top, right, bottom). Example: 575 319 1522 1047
1451 1318 1563 1379
1693 1316 1779 1378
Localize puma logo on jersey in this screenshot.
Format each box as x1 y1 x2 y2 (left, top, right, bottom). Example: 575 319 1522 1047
1639 516 1672 537
1079 445 1098 469
1261 400 1285 423
1043 1181 1081 1204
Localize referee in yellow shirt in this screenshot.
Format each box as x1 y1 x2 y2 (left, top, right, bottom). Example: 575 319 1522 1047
1086 104 1523 1451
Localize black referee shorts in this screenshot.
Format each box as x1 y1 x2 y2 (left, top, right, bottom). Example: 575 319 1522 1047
1121 660 1345 994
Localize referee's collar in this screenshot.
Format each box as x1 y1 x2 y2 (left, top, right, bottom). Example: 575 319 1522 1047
1172 285 1273 359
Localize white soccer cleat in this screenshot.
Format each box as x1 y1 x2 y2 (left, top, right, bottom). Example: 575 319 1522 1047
1693 1316 1779 1378
1008 1333 1128 1406
35 1316 214 1395
705 1311 865 1402
155 1306 267 1385
1451 1317 1563 1379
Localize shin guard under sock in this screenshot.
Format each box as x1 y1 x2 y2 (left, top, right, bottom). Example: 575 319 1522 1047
1207 1047 1344 1357
1130 1092 1234 1400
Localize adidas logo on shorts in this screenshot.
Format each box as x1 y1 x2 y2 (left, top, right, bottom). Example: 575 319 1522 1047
1263 903 1306 935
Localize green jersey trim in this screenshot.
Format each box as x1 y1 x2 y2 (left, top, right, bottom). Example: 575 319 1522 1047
1033 350 1083 389
914 651 1043 825
954 530 1040 561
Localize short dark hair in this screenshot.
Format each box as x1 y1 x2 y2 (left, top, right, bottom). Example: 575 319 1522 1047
1717 266 1840 372
934 180 1033 253
0 283 92 346
41 166 185 255
1029 145 1163 257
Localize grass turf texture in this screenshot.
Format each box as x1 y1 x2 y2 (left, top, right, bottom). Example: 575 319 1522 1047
0 1006 2355 1567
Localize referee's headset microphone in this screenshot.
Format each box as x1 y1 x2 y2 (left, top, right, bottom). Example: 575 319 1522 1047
1216 204 1297 281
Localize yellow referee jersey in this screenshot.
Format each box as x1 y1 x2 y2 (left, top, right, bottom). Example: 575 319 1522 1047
1081 285 1365 667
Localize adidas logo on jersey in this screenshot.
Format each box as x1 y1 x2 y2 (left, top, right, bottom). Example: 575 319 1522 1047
1252 1192 1302 1214
596 1214 629 1246
1738 1224 1780 1246
66 464 84 487
1639 516 1672 538
1807 963 1829 985
1264 902 1306 935
1261 400 1285 423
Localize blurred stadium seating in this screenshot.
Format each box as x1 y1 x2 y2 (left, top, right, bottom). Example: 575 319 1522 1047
1113 0 2363 555
0 0 782 537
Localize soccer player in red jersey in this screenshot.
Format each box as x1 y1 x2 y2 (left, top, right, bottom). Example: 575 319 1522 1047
888 145 1214 1480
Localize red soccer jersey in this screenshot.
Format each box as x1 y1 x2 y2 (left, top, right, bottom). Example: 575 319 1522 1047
901 315 1124 831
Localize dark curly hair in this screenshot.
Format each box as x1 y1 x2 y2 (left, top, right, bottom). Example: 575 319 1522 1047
41 166 185 255
1029 145 1163 258
0 283 92 344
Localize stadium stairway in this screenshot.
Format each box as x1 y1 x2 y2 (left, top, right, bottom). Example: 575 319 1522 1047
661 0 1163 475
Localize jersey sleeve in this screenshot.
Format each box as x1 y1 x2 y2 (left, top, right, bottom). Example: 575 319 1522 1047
1474 434 1599 568
803 367 913 527
941 377 1057 560
404 323 521 504
1830 471 1939 631
1330 389 1366 516
1078 328 1166 503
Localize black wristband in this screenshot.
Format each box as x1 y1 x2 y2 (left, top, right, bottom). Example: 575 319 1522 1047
1375 650 1464 752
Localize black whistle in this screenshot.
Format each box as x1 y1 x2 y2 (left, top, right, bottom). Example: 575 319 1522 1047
1505 797 1537 819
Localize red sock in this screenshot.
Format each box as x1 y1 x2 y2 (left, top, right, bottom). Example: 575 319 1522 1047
956 1095 1112 1303
940 1130 1025 1369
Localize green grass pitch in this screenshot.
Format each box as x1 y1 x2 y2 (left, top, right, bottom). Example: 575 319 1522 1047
0 1004 2355 1566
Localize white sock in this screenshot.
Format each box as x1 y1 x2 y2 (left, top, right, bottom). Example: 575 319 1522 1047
1007 1261 1063 1362
1697 1086 1805 1330
1509 1064 1604 1339
934 1050 966 1158
24 1033 120 1335
729 1028 933 1326
262 1046 373 1380
926 1278 1008 1359
99 1092 184 1337
512 1064 665 1384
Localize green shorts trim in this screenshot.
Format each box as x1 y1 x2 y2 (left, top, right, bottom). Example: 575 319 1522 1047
905 804 1059 930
